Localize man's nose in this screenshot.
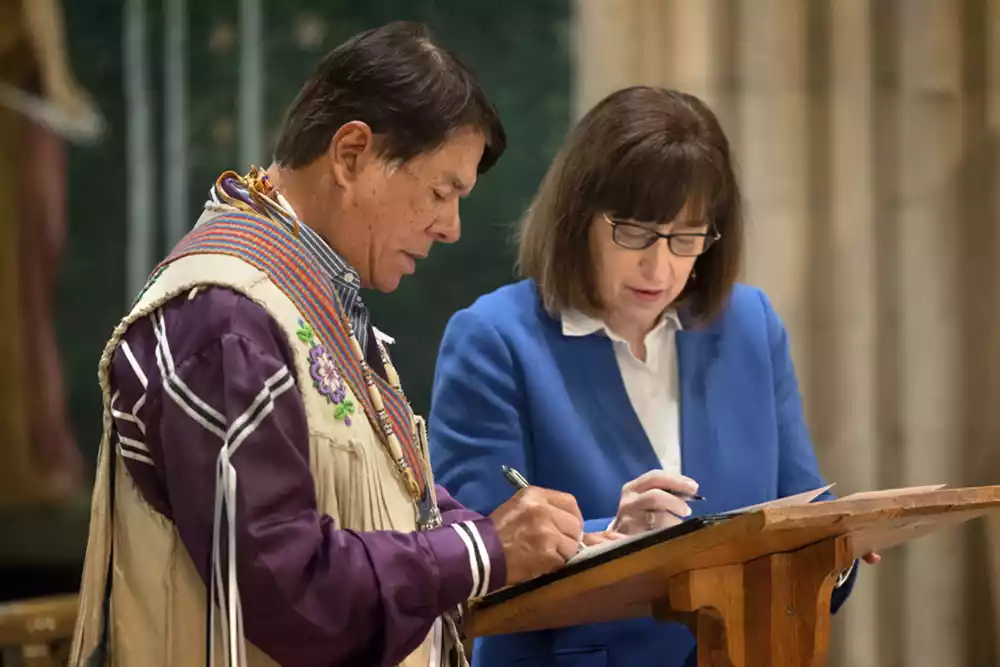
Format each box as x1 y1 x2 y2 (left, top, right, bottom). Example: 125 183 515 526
432 205 461 244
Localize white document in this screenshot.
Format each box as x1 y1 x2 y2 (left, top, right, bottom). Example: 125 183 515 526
567 522 672 565
715 484 835 516
837 484 946 501
567 484 835 566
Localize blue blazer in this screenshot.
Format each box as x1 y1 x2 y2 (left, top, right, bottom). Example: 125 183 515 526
428 280 855 667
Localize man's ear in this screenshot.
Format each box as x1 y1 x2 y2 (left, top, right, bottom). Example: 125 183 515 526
327 121 375 187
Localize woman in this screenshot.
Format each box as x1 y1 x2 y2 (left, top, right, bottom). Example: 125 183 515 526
428 87 872 667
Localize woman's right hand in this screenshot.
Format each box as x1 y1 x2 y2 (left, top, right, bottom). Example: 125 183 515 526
610 470 700 536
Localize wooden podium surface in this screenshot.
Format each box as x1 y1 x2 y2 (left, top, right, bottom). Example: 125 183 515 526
467 486 1000 666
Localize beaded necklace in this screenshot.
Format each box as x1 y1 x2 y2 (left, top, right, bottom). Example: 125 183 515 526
212 167 440 527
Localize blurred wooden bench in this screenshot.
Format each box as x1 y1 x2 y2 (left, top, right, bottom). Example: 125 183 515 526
0 594 77 667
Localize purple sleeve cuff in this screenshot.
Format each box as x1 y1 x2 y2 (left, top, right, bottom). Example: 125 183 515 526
424 517 506 606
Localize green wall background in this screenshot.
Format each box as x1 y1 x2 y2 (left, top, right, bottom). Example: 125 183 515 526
60 0 571 465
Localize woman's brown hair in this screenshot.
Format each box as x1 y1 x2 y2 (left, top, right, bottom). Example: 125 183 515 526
517 86 743 324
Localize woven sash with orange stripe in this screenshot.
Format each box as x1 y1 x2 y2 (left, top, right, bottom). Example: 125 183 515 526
157 212 428 498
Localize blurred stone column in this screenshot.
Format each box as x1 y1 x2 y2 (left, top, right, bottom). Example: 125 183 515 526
572 0 667 119
735 0 812 385
896 2 966 665
826 2 879 665
662 0 730 132
571 1 727 125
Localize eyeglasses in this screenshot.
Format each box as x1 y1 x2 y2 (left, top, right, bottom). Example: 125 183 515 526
603 213 721 256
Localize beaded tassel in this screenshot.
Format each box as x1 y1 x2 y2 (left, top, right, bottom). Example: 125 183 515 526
347 319 422 501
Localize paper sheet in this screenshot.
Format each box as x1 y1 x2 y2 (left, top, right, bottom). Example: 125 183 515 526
715 484 835 516
567 484 835 565
837 484 946 501
567 521 672 565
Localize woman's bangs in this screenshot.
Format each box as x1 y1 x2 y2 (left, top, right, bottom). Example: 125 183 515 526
601 140 725 226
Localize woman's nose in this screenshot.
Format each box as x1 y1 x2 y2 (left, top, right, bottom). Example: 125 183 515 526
640 237 675 280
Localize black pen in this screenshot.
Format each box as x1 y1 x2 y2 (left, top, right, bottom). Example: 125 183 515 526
502 465 530 489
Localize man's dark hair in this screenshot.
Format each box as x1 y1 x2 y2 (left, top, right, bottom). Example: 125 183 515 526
274 21 506 173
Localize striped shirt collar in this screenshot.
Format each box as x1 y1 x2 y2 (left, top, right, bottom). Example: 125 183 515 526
208 178 371 350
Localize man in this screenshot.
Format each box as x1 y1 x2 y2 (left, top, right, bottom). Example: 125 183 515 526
71 22 586 667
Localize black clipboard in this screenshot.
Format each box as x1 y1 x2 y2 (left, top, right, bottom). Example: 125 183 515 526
475 514 733 610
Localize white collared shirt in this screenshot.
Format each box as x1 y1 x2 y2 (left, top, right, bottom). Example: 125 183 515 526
561 309 683 474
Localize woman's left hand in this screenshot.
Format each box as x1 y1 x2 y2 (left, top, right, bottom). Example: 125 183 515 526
862 552 881 564
610 470 700 536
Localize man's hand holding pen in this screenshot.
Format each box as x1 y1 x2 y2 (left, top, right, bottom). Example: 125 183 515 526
490 484 585 585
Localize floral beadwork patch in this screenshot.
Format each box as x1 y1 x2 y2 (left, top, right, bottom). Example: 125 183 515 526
296 319 356 425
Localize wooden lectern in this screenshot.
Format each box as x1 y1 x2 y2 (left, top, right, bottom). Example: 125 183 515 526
466 486 1000 667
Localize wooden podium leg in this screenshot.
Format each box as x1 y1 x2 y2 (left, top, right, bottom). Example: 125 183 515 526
655 564 744 667
655 536 854 667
